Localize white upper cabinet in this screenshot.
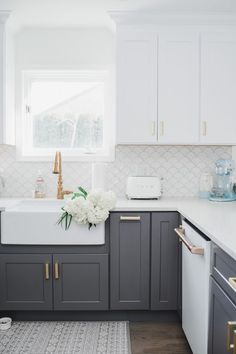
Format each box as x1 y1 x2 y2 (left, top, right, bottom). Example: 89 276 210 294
200 30 236 144
116 30 158 144
110 13 236 145
158 31 199 144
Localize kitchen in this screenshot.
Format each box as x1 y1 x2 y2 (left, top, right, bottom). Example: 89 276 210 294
0 0 236 353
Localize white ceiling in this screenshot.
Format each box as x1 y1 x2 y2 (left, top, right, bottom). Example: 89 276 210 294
1 0 236 30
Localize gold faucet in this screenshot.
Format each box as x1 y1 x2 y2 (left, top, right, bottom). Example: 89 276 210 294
53 151 73 199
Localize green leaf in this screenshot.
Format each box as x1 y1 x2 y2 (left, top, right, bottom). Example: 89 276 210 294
72 192 86 200
78 186 88 197
68 215 72 229
57 211 67 225
57 211 73 231
65 214 69 230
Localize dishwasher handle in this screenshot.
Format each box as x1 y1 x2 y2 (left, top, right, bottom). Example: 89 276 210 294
174 226 205 255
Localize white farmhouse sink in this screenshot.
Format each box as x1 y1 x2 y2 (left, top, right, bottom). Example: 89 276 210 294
1 199 105 245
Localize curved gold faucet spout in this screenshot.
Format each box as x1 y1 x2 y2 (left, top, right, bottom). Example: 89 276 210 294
52 151 72 199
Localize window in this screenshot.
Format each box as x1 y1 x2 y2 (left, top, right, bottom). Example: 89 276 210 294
18 70 114 161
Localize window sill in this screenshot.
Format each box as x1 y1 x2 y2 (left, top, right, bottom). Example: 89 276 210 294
16 148 115 163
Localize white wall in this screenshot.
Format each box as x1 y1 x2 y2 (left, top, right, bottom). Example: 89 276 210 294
0 12 13 145
15 27 115 69
5 25 15 145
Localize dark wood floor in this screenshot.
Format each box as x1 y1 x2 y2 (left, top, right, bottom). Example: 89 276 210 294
130 322 192 354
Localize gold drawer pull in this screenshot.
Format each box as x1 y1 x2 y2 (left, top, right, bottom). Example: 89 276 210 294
229 278 236 290
174 226 204 255
45 263 50 280
54 262 60 280
120 216 141 221
227 322 236 352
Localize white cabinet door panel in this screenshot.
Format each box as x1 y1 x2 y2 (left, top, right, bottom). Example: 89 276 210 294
116 31 158 144
158 31 199 144
201 31 236 144
0 23 5 144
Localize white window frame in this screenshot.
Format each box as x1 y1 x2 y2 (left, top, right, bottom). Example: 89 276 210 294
16 69 115 162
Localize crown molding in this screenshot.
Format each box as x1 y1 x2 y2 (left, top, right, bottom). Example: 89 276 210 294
0 11 11 25
108 10 236 26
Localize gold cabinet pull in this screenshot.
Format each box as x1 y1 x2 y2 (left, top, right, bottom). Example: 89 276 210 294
54 262 60 280
174 226 204 255
234 331 236 354
202 121 207 136
45 263 50 280
120 216 141 221
227 322 236 352
229 278 236 290
160 121 165 136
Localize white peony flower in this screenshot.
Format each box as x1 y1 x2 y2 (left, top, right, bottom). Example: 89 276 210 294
60 189 116 229
63 199 78 216
99 191 116 210
87 206 109 225
73 198 92 225
87 190 116 211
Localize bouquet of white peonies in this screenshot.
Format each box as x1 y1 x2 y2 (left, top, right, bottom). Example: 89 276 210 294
57 187 116 230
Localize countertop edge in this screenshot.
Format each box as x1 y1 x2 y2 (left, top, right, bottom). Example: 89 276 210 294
0 197 236 261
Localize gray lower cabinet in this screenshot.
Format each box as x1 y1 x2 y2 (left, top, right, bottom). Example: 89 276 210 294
209 244 236 354
209 277 236 354
0 253 108 311
0 254 52 310
110 212 150 310
0 211 180 312
151 212 179 310
53 254 109 310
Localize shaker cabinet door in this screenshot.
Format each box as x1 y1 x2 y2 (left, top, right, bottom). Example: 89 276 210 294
151 212 179 310
53 254 108 310
110 213 150 309
209 277 236 354
0 254 53 310
200 31 236 144
158 31 199 144
116 30 158 144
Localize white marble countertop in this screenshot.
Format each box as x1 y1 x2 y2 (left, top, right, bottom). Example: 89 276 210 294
0 197 236 260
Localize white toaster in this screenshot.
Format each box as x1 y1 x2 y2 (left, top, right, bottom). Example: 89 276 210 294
126 176 162 200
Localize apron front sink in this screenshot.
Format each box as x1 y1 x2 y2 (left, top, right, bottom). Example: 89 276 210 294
1 200 105 245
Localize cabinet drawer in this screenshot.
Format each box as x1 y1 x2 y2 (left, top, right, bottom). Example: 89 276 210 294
212 244 236 303
209 277 236 354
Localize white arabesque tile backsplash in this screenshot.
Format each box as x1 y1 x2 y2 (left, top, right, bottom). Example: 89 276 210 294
106 145 232 197
0 145 232 198
0 145 92 198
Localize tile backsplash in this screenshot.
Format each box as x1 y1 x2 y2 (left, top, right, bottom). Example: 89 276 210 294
0 145 232 198
0 146 92 198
